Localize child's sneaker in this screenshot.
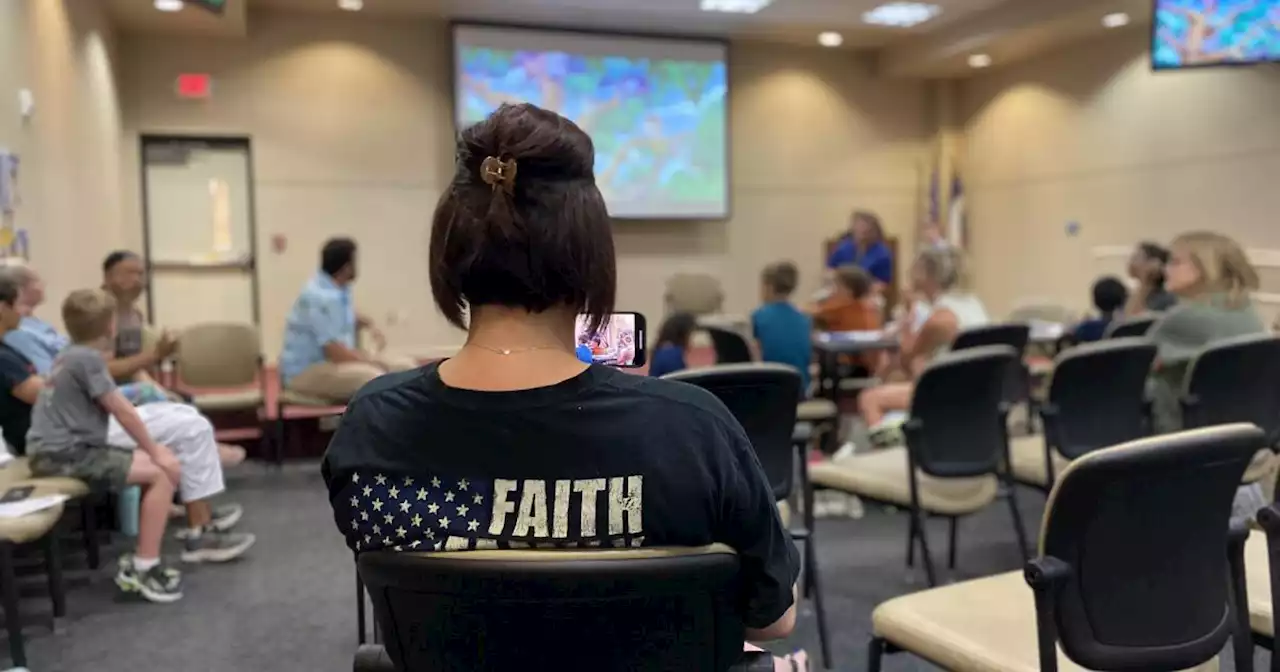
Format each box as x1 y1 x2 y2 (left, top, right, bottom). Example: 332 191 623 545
181 529 256 563
116 562 183 603
116 554 181 591
173 503 244 540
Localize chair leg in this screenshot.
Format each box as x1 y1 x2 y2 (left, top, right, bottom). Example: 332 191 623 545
912 508 938 586
866 636 885 672
45 525 65 619
0 542 24 668
1005 484 1031 562
947 516 959 570
80 498 100 571
356 572 367 646
805 534 832 669
905 512 917 569
274 415 287 467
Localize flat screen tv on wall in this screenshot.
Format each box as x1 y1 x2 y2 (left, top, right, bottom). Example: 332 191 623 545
1153 0 1280 69
452 24 729 220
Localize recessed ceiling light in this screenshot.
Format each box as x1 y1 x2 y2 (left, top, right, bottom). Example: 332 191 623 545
1101 12 1130 28
154 0 184 12
817 32 844 47
700 0 771 14
863 2 942 28
968 53 992 68
338 0 364 10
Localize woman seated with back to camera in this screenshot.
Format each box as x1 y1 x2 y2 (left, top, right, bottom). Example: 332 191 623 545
321 104 806 670
855 247 989 446
1146 232 1265 435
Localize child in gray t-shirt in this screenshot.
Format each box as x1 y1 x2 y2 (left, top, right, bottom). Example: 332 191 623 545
26 289 184 603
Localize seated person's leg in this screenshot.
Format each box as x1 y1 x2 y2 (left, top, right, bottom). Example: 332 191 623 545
286 361 385 403
107 402 255 563
123 450 183 602
857 382 913 429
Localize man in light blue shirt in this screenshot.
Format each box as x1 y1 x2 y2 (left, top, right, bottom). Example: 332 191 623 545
280 238 415 403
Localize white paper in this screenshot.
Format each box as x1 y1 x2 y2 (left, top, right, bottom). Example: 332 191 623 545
816 330 886 343
0 494 68 518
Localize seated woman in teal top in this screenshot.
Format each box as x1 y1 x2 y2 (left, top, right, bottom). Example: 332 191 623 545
826 210 893 286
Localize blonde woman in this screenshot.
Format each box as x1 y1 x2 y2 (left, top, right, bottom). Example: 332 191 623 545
857 247 989 434
1147 231 1266 434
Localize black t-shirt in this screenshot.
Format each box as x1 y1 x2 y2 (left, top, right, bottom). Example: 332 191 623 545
322 362 799 629
0 344 36 455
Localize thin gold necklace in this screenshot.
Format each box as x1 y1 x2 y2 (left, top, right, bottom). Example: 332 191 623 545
466 343 564 356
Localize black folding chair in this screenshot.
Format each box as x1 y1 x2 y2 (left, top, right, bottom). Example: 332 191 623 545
1008 339 1156 489
705 326 754 365
953 323 1032 415
665 363 831 668
1104 314 1158 339
354 545 774 672
811 346 1027 586
868 423 1261 672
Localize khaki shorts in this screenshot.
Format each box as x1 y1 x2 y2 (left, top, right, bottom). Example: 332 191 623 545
29 445 133 493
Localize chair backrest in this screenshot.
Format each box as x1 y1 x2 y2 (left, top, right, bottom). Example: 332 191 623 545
705 326 753 365
359 545 745 671
1044 339 1157 459
951 322 1030 353
1104 315 1158 339
1182 333 1280 444
665 273 724 316
1039 424 1262 671
664 364 801 500
906 346 1016 478
175 322 262 388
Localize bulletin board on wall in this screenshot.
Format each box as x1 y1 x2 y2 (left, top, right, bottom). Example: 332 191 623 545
0 148 28 261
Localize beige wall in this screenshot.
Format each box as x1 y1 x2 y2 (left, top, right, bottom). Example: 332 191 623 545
0 0 124 327
960 32 1280 323
118 12 930 358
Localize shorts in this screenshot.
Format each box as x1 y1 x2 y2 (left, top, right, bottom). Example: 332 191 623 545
28 445 133 493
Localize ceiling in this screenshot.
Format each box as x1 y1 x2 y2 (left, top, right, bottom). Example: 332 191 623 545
105 0 1152 77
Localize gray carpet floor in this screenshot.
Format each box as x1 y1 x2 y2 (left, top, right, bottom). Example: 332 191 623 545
11 462 1268 671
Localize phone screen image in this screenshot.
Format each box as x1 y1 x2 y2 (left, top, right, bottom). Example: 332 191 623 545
574 313 645 368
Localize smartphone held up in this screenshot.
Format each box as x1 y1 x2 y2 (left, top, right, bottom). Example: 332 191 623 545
574 313 646 368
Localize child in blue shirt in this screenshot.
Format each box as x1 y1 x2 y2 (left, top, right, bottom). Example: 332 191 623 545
751 262 813 398
649 313 697 378
1072 276 1128 343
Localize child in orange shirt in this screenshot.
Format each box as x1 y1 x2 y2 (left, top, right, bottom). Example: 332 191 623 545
811 265 884 370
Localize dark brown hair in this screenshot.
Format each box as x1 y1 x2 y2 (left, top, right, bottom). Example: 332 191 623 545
429 103 616 331
833 264 873 299
761 261 799 297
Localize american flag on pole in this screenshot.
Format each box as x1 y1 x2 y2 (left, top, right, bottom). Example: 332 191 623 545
339 471 495 553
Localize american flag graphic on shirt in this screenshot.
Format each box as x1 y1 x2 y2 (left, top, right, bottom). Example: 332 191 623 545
336 471 645 552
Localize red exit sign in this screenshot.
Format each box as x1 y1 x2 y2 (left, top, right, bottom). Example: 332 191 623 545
175 73 213 99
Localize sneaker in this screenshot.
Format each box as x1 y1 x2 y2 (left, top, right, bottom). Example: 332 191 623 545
181 529 256 564
117 554 182 591
174 503 244 540
116 563 183 603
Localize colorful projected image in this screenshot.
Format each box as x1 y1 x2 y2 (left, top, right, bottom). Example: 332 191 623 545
575 314 638 367
1154 0 1280 67
457 48 727 217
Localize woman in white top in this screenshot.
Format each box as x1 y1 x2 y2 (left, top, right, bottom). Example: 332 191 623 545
858 247 989 430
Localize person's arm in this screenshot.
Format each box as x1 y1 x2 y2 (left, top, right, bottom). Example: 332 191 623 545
11 375 43 405
357 313 387 352
712 416 801 641
1124 283 1152 316
106 329 177 380
305 297 376 366
900 310 959 376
